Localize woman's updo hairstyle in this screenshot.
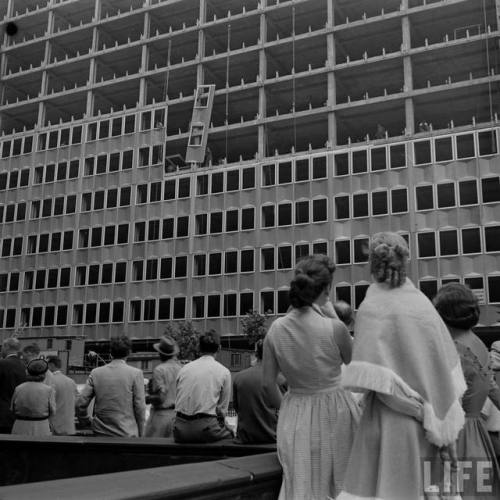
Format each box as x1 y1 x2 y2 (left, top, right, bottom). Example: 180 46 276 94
434 283 480 330
289 254 336 308
369 232 409 288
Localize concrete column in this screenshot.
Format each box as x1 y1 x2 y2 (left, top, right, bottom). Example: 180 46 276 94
86 0 101 117
401 0 414 135
0 0 15 131
257 0 268 159
326 0 337 146
399 0 418 281
36 9 55 128
196 0 206 86
138 12 151 106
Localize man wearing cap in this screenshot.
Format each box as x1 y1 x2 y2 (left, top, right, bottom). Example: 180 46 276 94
0 337 26 434
173 332 233 443
77 336 146 437
145 336 181 438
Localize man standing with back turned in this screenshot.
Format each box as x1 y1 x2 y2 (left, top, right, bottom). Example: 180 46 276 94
77 336 146 437
47 356 78 435
233 339 279 444
173 332 233 443
0 338 26 434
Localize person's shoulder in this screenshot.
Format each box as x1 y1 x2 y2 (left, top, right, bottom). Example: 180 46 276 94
217 361 231 376
166 360 182 373
13 381 27 391
1 356 23 368
233 366 247 379
234 365 253 381
124 363 143 375
89 364 108 378
330 317 347 331
179 359 195 372
59 372 77 385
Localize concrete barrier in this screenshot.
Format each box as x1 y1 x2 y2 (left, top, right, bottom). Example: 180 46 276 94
0 434 277 486
0 452 282 500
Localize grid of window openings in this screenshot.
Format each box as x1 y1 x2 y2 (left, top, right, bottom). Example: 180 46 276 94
0 242 329 288
0 290 292 328
1 124 500 331
0 111 139 159
2 176 498 226
335 188 409 219
1 129 498 194
416 226 500 258
2 227 499 290
0 267 71 292
335 274 500 311
3 271 500 330
0 114 497 164
416 275 500 304
332 226 500 265
415 177 500 211
0 147 156 195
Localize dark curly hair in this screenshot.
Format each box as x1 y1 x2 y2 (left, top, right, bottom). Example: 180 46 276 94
434 283 480 330
370 232 409 288
110 336 131 359
199 330 220 354
289 254 336 308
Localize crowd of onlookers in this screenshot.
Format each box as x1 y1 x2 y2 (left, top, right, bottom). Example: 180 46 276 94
0 340 78 437
1 231 500 499
0 330 280 444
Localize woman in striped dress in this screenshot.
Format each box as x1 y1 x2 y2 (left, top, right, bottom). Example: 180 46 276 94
263 254 360 500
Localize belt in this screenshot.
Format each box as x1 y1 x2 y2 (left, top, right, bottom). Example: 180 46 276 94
176 412 215 421
15 415 49 421
152 404 175 410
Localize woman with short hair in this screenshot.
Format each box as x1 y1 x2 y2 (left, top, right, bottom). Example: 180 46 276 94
434 283 500 498
263 254 360 500
338 232 466 500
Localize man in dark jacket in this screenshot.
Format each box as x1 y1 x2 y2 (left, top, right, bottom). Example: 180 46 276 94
232 340 280 444
0 337 27 433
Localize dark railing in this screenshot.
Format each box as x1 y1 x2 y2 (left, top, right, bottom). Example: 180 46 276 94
0 451 281 500
0 434 277 487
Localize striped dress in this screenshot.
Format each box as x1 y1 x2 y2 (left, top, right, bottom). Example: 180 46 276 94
264 305 360 500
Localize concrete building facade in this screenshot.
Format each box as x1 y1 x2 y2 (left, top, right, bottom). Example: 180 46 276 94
0 0 499 340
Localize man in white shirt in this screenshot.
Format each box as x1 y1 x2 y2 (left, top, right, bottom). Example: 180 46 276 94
46 356 78 435
77 336 146 437
173 332 233 443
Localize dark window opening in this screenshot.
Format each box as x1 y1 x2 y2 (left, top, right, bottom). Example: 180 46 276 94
335 240 351 265
353 193 369 218
417 232 436 258
372 191 388 216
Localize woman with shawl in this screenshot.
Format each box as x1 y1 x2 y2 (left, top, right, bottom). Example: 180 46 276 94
434 283 500 498
338 232 466 500
486 341 500 456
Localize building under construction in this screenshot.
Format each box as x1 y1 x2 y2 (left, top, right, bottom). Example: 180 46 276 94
0 0 499 340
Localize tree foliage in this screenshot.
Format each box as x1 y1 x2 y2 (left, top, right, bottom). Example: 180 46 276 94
240 310 270 347
163 321 200 361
